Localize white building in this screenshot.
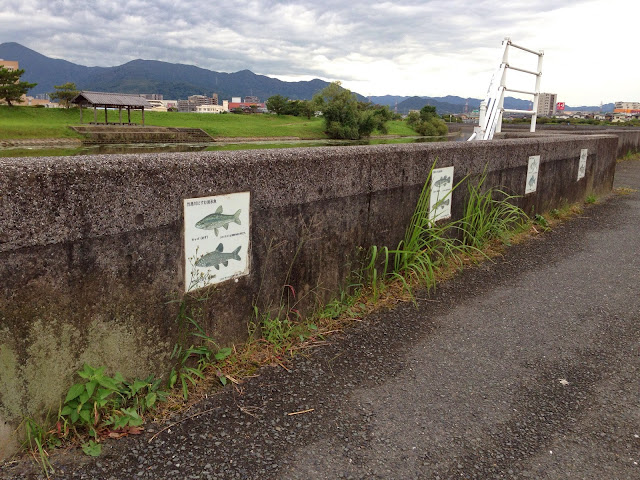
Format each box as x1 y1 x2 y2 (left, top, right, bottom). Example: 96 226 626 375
196 100 229 114
147 100 167 112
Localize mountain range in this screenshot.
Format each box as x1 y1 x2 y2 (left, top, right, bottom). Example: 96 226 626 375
0 42 612 114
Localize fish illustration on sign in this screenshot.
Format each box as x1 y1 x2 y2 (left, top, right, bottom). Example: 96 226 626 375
437 198 451 210
528 175 536 187
195 206 242 236
195 244 241 269
434 176 451 188
578 164 586 176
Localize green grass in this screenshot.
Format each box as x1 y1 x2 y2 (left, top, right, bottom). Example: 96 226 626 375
0 106 85 139
366 163 529 299
0 105 432 142
0 105 328 139
459 171 528 249
385 120 421 136
131 111 328 139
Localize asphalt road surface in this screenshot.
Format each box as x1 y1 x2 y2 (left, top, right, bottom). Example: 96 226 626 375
2 159 639 479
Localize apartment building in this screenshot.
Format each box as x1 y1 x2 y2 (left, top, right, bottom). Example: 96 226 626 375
178 94 219 112
613 101 640 114
536 92 557 116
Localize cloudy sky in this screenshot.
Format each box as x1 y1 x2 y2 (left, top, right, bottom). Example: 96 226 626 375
0 0 636 105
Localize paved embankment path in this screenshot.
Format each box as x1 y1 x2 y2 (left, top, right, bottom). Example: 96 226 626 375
2 160 639 479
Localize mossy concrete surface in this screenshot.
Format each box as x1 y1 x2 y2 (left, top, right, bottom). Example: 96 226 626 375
0 134 629 459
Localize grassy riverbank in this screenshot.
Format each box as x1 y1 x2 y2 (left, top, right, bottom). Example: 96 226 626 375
0 105 417 140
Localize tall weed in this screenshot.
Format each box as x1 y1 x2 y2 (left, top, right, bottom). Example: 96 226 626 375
366 162 527 297
459 171 528 248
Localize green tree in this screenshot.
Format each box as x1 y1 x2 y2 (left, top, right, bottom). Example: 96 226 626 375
313 82 390 139
0 67 37 106
283 99 302 116
406 111 421 127
49 82 79 108
266 96 315 118
313 82 359 139
299 99 315 119
266 94 289 115
406 104 448 137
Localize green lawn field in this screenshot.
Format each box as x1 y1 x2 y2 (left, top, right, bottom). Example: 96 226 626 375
0 106 418 140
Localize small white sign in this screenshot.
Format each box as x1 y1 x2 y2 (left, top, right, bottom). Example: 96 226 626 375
183 192 250 292
578 148 588 180
429 166 454 221
525 155 540 194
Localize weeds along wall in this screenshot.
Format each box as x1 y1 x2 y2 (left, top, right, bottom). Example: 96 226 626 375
0 134 618 458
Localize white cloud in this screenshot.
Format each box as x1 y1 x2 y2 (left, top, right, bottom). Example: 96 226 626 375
0 0 636 105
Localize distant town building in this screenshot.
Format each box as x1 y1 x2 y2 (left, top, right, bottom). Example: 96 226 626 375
187 95 212 105
140 93 164 101
177 94 218 112
177 99 196 113
244 96 259 103
196 100 229 114
0 59 28 105
24 96 51 107
227 101 267 113
232 97 242 103
613 101 640 114
536 93 557 116
0 60 54 107
0 59 19 71
147 99 167 112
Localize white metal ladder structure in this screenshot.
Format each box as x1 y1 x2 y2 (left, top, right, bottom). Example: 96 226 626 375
468 37 544 141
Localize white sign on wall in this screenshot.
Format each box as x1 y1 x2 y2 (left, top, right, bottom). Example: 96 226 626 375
525 155 540 194
183 192 250 292
429 166 454 221
578 148 588 180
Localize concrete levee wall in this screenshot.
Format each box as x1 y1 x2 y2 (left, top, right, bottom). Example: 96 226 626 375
499 125 640 158
0 134 618 457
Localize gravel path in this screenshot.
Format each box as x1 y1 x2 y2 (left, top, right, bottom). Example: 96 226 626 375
2 160 639 479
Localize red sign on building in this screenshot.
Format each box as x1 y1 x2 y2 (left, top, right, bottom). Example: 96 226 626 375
556 102 565 111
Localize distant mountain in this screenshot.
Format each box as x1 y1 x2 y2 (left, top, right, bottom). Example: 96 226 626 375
0 42 613 112
0 42 107 95
0 42 332 101
368 95 410 107
374 94 615 116
393 96 531 115
369 95 480 108
565 103 614 112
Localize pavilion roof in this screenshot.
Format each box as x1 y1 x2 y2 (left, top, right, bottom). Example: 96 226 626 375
71 91 152 108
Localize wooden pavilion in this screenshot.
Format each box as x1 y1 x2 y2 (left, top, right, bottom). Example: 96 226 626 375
71 91 152 125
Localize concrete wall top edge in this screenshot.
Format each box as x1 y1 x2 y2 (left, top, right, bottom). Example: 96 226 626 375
0 135 618 251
